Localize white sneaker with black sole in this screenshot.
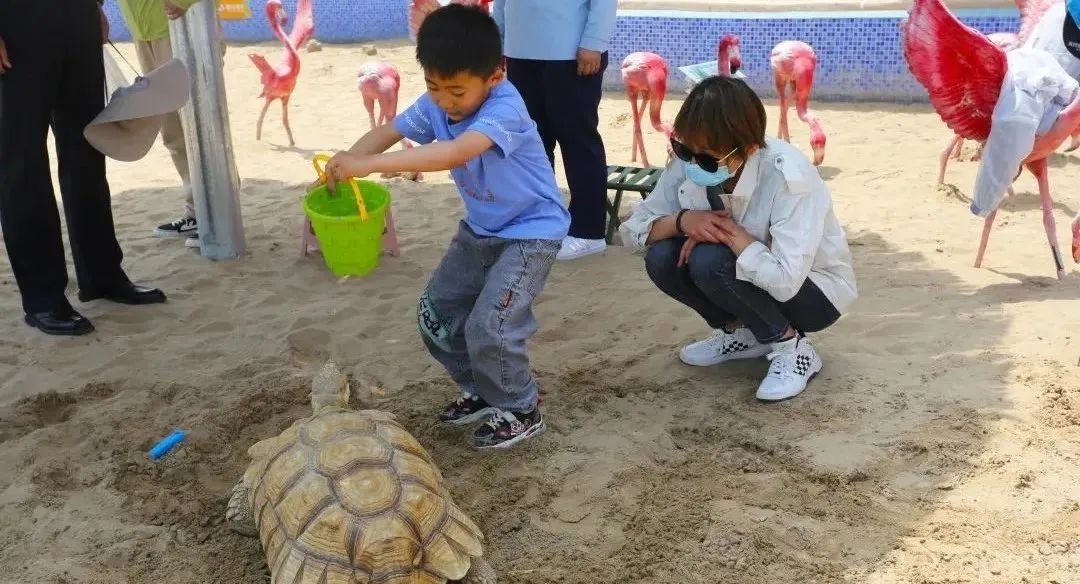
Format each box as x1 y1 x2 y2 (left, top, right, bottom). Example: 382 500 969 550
556 236 606 261
154 216 197 238
756 336 822 402
679 327 770 367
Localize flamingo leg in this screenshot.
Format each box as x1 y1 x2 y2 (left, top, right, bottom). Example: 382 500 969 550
974 186 1014 269
1071 211 1079 264
776 79 791 142
938 135 962 185
626 91 639 163
363 95 378 131
971 140 985 162
256 98 273 142
635 95 650 167
950 137 964 160
1028 159 1066 279
281 96 296 146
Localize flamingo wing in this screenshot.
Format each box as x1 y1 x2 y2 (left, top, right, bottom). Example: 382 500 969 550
409 0 443 42
1017 0 1059 45
288 0 315 49
902 0 1007 141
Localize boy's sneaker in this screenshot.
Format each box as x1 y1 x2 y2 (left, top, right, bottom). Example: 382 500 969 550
438 394 496 426
154 216 198 238
185 236 201 249
556 236 606 261
473 408 545 449
756 336 822 402
679 327 770 367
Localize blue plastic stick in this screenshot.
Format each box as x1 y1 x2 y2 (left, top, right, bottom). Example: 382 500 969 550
149 430 187 460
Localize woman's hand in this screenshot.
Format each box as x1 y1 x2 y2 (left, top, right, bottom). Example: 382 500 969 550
679 210 730 243
677 237 699 267
163 0 188 20
714 215 757 255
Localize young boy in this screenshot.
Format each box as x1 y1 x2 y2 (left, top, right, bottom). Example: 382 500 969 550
324 4 569 449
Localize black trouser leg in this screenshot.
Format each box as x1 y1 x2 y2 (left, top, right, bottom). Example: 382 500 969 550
543 55 609 240
53 5 125 293
505 57 557 166
0 3 68 314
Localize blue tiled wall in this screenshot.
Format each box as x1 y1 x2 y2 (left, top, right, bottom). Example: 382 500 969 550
604 8 1020 102
103 3 1020 102
103 0 407 44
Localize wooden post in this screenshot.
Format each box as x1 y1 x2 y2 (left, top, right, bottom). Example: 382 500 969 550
169 3 245 260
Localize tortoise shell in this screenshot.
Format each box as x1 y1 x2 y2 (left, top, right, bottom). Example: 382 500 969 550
243 408 484 584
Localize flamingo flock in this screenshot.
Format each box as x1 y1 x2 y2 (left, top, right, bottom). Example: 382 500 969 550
244 0 1077 279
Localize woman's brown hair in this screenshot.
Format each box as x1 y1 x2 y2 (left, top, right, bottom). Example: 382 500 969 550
673 76 767 158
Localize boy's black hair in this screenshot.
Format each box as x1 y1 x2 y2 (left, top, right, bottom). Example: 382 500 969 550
416 4 503 78
673 76 767 157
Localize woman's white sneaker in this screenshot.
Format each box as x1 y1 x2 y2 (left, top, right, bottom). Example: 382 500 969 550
756 336 822 401
679 328 770 367
556 236 606 261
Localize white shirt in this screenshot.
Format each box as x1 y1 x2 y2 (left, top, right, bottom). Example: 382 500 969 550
620 138 858 313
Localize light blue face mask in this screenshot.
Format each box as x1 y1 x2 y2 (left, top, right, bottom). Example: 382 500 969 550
682 147 739 187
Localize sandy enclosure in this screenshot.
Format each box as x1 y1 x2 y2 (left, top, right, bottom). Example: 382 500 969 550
1 41 1079 583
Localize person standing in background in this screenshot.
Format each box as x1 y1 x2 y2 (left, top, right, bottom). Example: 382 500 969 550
494 0 618 261
0 0 167 336
116 0 207 241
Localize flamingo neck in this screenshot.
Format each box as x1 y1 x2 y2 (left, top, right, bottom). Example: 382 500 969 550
718 46 733 76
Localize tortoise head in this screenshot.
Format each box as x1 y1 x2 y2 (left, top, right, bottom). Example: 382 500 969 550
311 360 351 412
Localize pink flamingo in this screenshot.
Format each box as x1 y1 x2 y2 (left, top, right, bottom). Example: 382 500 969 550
937 31 1021 185
771 41 827 166
903 0 1080 278
718 34 742 77
409 0 493 41
357 60 421 181
249 0 314 146
621 52 672 168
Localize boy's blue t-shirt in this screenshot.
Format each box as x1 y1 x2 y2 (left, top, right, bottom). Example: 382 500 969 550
392 81 570 241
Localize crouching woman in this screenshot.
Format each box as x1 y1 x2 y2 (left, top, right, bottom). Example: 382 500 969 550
621 76 857 401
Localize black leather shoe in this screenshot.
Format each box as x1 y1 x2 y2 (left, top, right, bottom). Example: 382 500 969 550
78 283 167 305
24 309 95 336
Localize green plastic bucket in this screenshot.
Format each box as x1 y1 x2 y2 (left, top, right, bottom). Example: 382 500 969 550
303 180 390 277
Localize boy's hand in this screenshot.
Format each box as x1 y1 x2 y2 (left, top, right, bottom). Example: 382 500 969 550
323 152 373 192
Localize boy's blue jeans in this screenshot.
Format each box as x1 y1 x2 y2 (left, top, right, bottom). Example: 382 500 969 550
418 222 560 412
645 239 840 344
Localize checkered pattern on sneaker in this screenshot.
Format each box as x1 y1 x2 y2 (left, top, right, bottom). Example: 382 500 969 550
757 337 823 402
679 327 770 367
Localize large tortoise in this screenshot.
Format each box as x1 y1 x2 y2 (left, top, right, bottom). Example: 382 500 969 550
226 361 497 583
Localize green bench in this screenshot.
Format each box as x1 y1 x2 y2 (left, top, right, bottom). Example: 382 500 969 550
605 165 665 244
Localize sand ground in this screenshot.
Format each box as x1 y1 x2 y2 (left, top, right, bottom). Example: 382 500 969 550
1 41 1079 584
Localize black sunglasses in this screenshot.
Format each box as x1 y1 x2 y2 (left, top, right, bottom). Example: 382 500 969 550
669 138 735 173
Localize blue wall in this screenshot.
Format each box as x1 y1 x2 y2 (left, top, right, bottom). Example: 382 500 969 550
103 3 1020 102
103 0 408 43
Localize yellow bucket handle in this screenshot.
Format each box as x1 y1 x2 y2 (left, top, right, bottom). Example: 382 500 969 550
312 154 370 222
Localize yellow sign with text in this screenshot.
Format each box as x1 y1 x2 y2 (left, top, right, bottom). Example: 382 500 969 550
218 0 252 21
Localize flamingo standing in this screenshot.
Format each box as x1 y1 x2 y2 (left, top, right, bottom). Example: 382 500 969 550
249 0 314 146
937 31 1021 185
621 52 672 168
771 41 827 166
903 0 1080 278
718 34 743 77
357 60 421 181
